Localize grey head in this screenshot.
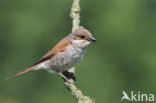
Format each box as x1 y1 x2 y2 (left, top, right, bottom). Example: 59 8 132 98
66 27 96 48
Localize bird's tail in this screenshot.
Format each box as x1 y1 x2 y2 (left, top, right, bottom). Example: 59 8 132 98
6 66 36 80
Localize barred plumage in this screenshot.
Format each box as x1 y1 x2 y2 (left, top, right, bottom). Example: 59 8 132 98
46 44 86 73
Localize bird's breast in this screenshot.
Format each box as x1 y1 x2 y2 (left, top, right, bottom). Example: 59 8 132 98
65 45 86 64
49 45 86 72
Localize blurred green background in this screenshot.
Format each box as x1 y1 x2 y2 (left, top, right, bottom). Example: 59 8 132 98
0 0 156 103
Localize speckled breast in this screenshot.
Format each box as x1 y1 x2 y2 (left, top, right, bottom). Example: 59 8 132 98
49 45 86 72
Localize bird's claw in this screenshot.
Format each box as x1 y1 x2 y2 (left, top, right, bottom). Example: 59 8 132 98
62 71 76 81
59 71 76 85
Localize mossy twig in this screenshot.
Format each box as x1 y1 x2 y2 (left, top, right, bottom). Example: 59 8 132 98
64 0 95 103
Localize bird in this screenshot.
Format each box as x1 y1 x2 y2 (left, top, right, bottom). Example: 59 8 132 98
7 27 96 82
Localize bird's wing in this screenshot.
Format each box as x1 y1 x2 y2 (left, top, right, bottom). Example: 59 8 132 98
6 38 72 80
34 38 72 65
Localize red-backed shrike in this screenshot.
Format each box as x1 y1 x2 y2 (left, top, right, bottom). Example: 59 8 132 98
7 27 96 82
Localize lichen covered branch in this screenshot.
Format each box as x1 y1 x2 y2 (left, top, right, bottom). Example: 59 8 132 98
64 0 95 103
70 0 81 32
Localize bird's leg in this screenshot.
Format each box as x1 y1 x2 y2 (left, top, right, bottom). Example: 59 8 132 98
58 72 69 81
58 72 75 84
62 71 76 82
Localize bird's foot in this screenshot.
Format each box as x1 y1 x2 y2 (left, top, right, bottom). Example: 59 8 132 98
59 71 76 85
63 71 76 81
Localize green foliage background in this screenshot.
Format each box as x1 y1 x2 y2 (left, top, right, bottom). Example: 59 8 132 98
0 0 156 103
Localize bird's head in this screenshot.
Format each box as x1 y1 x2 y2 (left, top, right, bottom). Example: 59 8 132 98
66 27 96 48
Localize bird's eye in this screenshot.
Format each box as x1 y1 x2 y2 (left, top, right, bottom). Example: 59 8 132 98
80 35 85 39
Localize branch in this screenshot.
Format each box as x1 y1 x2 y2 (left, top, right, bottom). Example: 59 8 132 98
64 0 95 103
70 0 81 32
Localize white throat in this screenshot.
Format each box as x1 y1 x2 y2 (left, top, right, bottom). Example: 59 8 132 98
72 40 90 48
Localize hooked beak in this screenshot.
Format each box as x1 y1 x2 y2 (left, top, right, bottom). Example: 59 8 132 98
86 37 96 42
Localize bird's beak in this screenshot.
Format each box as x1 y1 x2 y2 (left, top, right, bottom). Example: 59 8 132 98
86 37 96 42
